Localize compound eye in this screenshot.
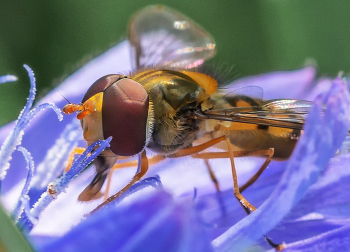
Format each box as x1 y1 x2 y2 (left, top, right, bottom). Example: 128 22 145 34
102 78 149 156
82 74 123 103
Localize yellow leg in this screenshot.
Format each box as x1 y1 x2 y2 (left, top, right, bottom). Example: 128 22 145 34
65 147 88 172
95 139 280 249
90 150 149 215
166 136 226 158
204 159 221 192
192 144 282 250
92 138 229 215
98 136 272 214
223 138 256 211
192 148 274 193
103 168 115 202
102 137 226 201
167 136 264 212
103 137 227 200
111 154 165 170
103 154 166 201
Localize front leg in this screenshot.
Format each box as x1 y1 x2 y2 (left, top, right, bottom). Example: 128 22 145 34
78 149 118 202
90 150 148 215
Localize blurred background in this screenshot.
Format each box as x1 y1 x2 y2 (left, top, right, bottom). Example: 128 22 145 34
0 0 350 125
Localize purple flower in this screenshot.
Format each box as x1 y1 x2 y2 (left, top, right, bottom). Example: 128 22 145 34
0 40 350 252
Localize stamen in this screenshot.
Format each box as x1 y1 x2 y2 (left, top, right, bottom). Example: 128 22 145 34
110 175 163 206
25 138 112 232
0 65 62 184
12 147 34 223
0 75 18 84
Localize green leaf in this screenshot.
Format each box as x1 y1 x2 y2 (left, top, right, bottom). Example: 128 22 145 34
0 204 34 252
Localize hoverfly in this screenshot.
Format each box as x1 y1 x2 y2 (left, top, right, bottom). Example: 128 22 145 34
62 5 312 217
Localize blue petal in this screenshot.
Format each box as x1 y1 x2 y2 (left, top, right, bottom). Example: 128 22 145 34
283 225 350 251
284 153 350 221
228 66 316 100
39 191 213 252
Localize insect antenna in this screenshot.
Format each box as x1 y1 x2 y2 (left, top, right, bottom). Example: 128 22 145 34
57 91 71 104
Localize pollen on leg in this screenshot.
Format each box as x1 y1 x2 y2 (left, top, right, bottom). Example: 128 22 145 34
276 243 286 252
47 182 57 199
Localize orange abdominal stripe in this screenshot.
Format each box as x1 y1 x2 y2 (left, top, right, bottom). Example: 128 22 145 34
62 103 84 115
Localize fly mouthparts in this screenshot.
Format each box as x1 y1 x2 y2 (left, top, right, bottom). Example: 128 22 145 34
62 103 84 115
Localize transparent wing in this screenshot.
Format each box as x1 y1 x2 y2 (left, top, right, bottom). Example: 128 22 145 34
194 99 314 130
128 5 216 70
259 99 313 115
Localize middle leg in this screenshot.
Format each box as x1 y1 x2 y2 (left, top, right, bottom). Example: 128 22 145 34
192 148 274 193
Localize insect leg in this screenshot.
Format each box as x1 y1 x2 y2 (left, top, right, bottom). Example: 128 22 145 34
204 159 220 192
78 153 119 202
166 136 227 158
103 136 229 199
203 159 227 215
224 138 257 212
90 150 149 215
104 135 226 197
239 148 274 193
168 136 257 212
191 148 274 193
65 147 87 172
192 148 284 250
93 136 230 214
103 154 166 201
110 154 166 170
93 136 260 213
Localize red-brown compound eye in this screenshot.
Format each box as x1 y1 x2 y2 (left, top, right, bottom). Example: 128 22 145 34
82 74 123 103
102 78 149 156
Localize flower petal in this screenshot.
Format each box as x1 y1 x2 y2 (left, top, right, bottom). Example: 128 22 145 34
282 225 350 251
39 191 213 252
227 66 316 100
284 153 350 221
